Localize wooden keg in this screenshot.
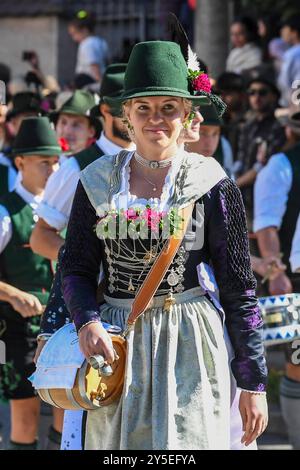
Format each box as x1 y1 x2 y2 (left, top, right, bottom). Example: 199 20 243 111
38 335 126 410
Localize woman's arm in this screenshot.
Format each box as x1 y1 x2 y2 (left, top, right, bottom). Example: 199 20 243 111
207 178 268 391
207 177 268 445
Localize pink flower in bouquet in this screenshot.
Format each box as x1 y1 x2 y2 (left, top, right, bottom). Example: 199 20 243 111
126 208 139 220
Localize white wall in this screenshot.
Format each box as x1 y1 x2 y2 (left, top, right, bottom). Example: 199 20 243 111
0 16 58 81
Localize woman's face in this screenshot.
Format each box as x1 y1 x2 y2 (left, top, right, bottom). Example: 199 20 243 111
125 96 190 152
230 23 248 48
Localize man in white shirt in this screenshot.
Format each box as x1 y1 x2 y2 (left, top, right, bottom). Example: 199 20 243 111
291 215 300 273
254 110 300 449
32 63 135 451
278 15 300 106
0 117 61 450
30 64 134 261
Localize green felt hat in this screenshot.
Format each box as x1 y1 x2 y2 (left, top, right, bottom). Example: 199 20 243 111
115 41 210 104
12 116 61 156
91 63 127 118
201 103 223 127
50 90 102 137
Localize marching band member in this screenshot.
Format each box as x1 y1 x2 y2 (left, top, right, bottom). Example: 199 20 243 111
254 110 300 449
0 117 60 450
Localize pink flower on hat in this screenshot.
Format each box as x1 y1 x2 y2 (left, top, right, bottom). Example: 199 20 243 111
192 73 211 93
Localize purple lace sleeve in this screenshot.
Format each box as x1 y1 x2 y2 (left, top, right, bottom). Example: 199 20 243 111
61 181 102 332
207 178 268 391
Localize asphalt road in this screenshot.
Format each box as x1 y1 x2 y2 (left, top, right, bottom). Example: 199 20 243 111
0 401 293 451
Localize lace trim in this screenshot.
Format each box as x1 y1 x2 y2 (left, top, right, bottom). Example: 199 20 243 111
111 150 185 212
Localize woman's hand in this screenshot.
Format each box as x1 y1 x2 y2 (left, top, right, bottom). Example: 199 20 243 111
268 272 293 296
251 255 286 280
78 322 115 364
239 391 268 446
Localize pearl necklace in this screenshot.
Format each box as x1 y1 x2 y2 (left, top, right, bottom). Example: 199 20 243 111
134 151 173 169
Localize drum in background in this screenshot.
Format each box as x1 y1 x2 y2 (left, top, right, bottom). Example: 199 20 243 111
259 294 300 347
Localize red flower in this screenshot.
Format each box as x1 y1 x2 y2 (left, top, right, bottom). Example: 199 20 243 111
59 137 69 152
192 73 211 93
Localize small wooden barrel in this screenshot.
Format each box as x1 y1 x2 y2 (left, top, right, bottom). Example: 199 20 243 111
38 335 126 410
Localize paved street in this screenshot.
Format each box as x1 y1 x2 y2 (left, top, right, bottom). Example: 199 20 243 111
0 401 293 451
0 401 52 450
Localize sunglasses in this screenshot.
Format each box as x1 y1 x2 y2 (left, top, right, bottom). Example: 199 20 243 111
247 88 270 97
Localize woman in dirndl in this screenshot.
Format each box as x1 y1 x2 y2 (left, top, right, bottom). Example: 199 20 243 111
61 40 268 450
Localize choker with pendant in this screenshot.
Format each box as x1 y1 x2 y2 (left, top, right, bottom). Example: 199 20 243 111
134 152 173 169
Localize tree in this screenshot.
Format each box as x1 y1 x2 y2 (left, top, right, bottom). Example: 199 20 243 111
194 0 230 78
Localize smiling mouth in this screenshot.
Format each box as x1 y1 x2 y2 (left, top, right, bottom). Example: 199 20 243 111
145 128 168 132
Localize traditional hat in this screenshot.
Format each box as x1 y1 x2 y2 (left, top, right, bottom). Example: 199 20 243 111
91 63 127 118
50 90 102 137
6 91 43 121
12 116 61 156
215 72 246 93
115 41 210 104
201 103 223 127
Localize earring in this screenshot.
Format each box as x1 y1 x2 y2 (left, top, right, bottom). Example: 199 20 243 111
122 118 135 135
183 110 195 129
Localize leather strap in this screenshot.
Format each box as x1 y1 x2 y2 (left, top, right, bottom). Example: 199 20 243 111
126 203 194 328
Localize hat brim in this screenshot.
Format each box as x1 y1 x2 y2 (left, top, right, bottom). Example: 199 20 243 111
11 146 62 157
113 88 210 104
100 98 124 117
6 108 45 121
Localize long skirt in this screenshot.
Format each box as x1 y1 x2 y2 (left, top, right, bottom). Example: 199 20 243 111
82 286 232 450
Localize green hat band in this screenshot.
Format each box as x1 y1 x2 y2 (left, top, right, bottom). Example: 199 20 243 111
12 116 61 156
12 145 61 156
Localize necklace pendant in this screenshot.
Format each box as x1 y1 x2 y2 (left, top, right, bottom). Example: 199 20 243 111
128 277 135 292
152 187 157 192
149 161 159 169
